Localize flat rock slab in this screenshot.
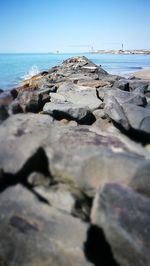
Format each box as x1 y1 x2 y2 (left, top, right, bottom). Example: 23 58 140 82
57 82 102 111
91 183 150 266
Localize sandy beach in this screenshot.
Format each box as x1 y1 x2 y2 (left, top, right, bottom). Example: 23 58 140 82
130 68 150 79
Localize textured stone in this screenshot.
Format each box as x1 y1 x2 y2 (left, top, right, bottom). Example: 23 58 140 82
91 183 150 266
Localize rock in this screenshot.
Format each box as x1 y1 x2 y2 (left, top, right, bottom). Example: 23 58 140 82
37 85 57 95
0 184 92 266
0 89 4 94
10 88 18 99
1 115 150 197
34 182 92 221
104 91 150 136
50 92 67 103
45 126 150 196
58 82 102 111
0 105 9 123
113 79 130 91
17 91 50 113
43 102 96 125
27 172 50 187
123 103 150 134
76 79 112 88
0 113 53 177
104 94 130 130
16 56 110 94
92 109 106 120
130 162 150 197
91 183 150 266
0 91 13 105
113 79 150 93
104 89 147 107
9 100 23 114
128 80 149 92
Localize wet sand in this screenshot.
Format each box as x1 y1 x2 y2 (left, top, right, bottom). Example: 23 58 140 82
130 69 150 80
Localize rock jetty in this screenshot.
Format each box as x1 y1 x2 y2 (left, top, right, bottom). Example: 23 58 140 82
0 56 150 266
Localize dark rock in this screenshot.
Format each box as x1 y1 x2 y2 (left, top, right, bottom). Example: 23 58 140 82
10 89 18 99
129 80 149 92
43 102 96 125
17 91 50 113
104 94 130 130
0 89 4 94
9 100 23 114
0 105 9 123
113 79 130 91
91 183 150 266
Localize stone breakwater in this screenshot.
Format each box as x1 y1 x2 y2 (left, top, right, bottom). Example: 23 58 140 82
0 56 150 266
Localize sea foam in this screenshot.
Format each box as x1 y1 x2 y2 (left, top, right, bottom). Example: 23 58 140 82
22 65 40 80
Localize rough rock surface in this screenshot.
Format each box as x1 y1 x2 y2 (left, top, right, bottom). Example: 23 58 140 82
91 184 150 266
0 56 150 266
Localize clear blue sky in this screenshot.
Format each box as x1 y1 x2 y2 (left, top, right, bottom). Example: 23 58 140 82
0 0 149 53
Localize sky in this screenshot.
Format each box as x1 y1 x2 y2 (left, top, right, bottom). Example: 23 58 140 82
0 0 150 53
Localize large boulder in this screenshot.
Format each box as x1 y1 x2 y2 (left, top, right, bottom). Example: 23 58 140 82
43 102 96 125
91 183 150 266
0 114 150 197
0 184 91 266
57 82 102 111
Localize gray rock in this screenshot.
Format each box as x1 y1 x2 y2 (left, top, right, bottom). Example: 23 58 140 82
129 80 149 92
50 92 67 103
104 91 150 135
113 79 150 93
57 82 102 111
1 115 150 197
34 182 92 221
0 113 53 176
104 89 147 107
0 184 92 266
104 94 130 130
43 102 96 124
123 103 150 134
130 161 150 197
91 183 150 266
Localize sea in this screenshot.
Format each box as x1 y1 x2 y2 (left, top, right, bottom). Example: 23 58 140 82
0 53 150 90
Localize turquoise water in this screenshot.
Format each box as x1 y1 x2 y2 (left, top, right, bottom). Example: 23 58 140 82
0 53 150 90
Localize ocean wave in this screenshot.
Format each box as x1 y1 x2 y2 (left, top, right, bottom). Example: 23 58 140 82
22 65 40 80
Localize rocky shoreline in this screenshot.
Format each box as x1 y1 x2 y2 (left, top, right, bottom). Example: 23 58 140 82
0 56 150 266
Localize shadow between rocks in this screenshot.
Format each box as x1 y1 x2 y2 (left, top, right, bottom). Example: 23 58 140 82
84 225 119 266
113 121 150 145
0 147 52 196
